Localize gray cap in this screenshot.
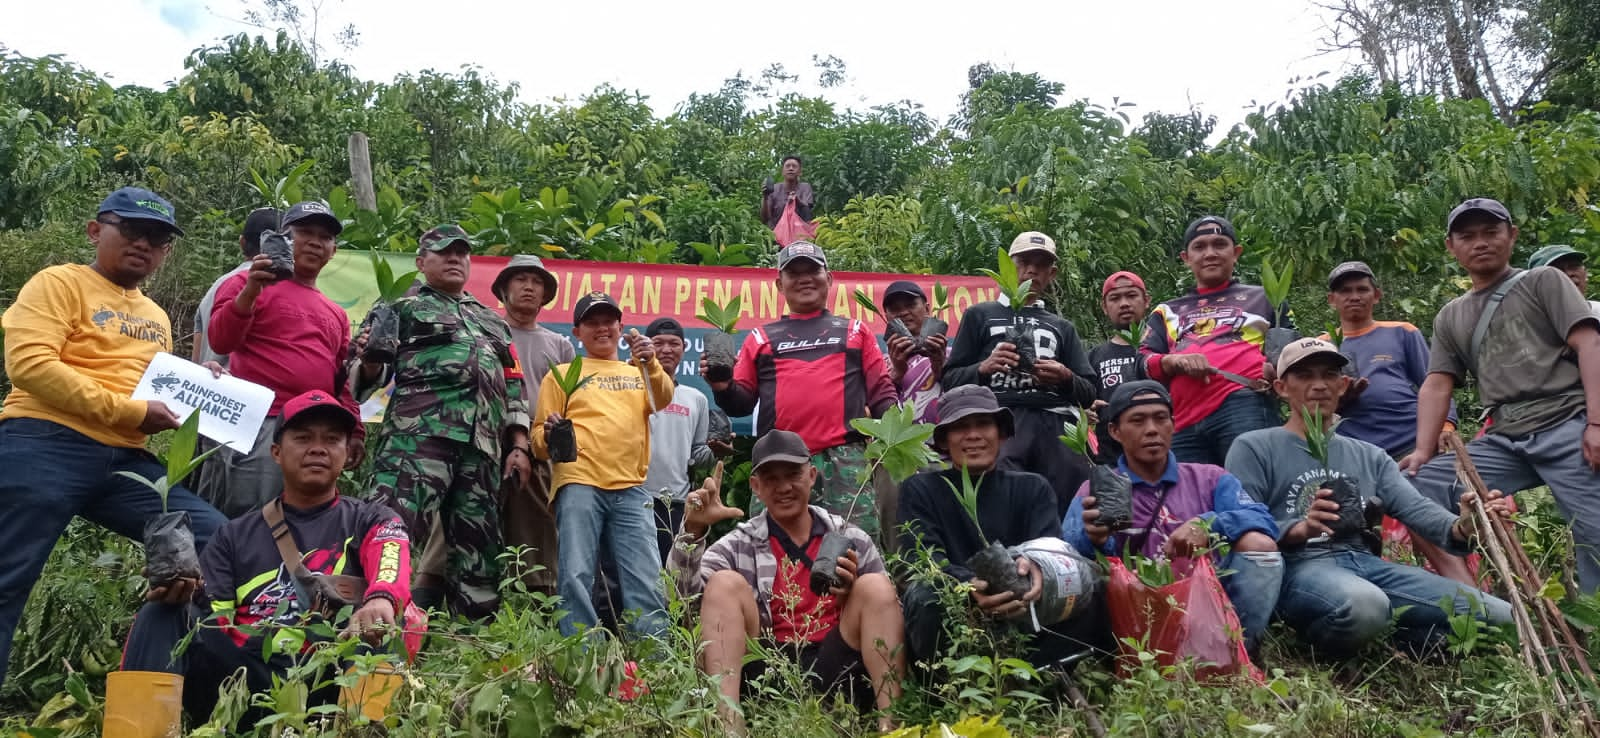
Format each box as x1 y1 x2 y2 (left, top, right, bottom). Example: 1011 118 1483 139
752 430 813 472
1446 198 1512 233
1327 261 1376 289
492 254 558 304
776 241 827 270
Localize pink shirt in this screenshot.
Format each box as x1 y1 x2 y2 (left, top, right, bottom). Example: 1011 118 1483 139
209 274 361 430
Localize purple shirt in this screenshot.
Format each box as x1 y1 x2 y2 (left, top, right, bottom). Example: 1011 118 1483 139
897 349 949 424
1063 453 1277 560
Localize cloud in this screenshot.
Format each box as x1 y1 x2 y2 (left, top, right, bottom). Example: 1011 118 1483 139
157 0 203 35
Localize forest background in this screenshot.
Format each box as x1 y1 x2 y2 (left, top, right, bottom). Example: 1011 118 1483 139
3 0 1600 735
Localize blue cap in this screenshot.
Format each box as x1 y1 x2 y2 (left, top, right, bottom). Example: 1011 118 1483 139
97 187 183 236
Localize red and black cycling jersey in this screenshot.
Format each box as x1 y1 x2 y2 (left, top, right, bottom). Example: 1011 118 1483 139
714 310 897 453
199 494 411 650
1139 279 1292 431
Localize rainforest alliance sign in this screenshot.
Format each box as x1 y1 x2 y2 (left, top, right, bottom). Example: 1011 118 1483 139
132 352 275 452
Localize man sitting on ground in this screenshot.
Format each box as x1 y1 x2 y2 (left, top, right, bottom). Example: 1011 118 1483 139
1227 338 1511 657
669 430 905 732
1063 380 1281 657
118 390 414 728
898 386 1104 668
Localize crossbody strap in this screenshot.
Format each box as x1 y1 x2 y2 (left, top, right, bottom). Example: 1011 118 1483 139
1467 270 1530 374
261 498 311 578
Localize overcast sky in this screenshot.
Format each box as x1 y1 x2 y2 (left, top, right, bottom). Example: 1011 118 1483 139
8 0 1362 131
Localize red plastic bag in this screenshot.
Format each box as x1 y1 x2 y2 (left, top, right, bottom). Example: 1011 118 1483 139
772 199 817 246
1106 556 1262 683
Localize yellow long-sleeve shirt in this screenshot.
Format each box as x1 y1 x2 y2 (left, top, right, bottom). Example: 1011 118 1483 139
2 264 173 448
531 355 676 495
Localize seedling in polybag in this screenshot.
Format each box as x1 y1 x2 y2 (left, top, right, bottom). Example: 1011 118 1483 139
979 247 1036 309
697 296 742 383
852 288 913 343
1299 405 1364 536
115 410 222 585
545 358 597 463
918 283 951 353
361 249 420 363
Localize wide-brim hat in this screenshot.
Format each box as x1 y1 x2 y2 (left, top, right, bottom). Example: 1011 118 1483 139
493 253 558 304
933 385 1015 447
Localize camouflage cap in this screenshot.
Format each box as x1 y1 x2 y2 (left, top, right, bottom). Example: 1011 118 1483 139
419 224 473 253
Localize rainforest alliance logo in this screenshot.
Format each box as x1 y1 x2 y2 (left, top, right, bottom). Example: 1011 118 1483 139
91 304 170 349
149 372 181 395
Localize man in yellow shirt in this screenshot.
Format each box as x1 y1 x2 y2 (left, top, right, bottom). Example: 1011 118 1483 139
532 291 675 639
0 188 227 688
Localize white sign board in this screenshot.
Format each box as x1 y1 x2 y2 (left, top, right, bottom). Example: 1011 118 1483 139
131 352 275 452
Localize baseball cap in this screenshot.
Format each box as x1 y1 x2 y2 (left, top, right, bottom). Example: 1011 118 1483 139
1008 231 1057 259
1446 198 1512 233
492 254 558 304
1327 261 1376 290
776 241 827 270
1101 271 1147 298
1276 337 1349 377
418 224 472 253
98 187 184 236
882 280 927 305
1104 380 1172 426
274 389 358 442
933 385 1015 448
572 290 622 325
1182 215 1236 247
280 200 342 235
751 429 813 473
1528 245 1587 270
646 317 684 339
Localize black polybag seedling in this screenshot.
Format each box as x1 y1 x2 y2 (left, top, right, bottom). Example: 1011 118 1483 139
701 332 737 383
144 511 201 585
967 541 1031 600
259 229 295 281
808 532 854 596
1090 465 1134 531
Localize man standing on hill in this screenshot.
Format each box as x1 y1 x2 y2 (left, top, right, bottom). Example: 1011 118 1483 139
202 201 364 518
1089 271 1150 460
760 155 815 230
0 188 227 688
703 241 900 543
943 231 1098 515
1141 216 1287 466
359 225 532 619
1402 199 1600 592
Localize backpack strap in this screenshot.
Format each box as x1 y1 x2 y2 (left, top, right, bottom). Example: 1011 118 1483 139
261 498 311 578
1467 270 1530 375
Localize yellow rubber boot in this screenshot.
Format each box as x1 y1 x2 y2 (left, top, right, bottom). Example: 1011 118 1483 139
103 670 183 738
339 661 403 722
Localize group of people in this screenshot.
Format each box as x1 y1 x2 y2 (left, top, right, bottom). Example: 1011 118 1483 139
2 182 1599 734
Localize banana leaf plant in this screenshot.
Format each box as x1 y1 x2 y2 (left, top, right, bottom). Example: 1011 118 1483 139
979 249 1037 373
360 250 420 364
114 411 222 585
697 296 742 383
545 358 597 463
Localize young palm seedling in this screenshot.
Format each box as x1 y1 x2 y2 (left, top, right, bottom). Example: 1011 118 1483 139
1062 414 1133 531
361 249 421 363
852 288 914 343
545 358 597 463
1261 259 1301 365
1300 405 1364 536
115 411 222 586
979 249 1037 374
696 296 742 383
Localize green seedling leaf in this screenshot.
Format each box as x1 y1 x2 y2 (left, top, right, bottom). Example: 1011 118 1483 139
1116 317 1145 347
696 296 742 334
852 288 883 322
1327 323 1344 348
1299 405 1334 468
548 357 597 415
1059 414 1092 456
941 465 988 546
979 248 1035 307
929 282 951 313
849 402 938 483
1262 259 1294 312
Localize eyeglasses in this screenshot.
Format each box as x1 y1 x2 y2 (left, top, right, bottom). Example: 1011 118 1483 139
97 217 176 249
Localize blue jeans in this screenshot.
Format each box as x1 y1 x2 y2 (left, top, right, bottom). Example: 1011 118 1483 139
555 484 667 639
1219 549 1284 654
1170 390 1280 466
0 418 227 688
1278 550 1513 656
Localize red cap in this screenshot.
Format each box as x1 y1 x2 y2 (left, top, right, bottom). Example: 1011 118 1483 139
1101 271 1147 298
275 390 357 440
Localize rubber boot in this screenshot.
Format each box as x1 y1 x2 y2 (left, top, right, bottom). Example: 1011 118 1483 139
103 670 183 738
339 660 402 721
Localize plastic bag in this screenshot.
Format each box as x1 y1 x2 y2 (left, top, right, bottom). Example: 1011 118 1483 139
143 511 201 585
1106 556 1262 683
772 199 817 247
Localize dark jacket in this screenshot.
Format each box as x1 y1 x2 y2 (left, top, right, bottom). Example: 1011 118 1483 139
942 298 1097 411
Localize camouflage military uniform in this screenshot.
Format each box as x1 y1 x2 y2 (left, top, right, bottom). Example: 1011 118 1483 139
362 283 529 616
